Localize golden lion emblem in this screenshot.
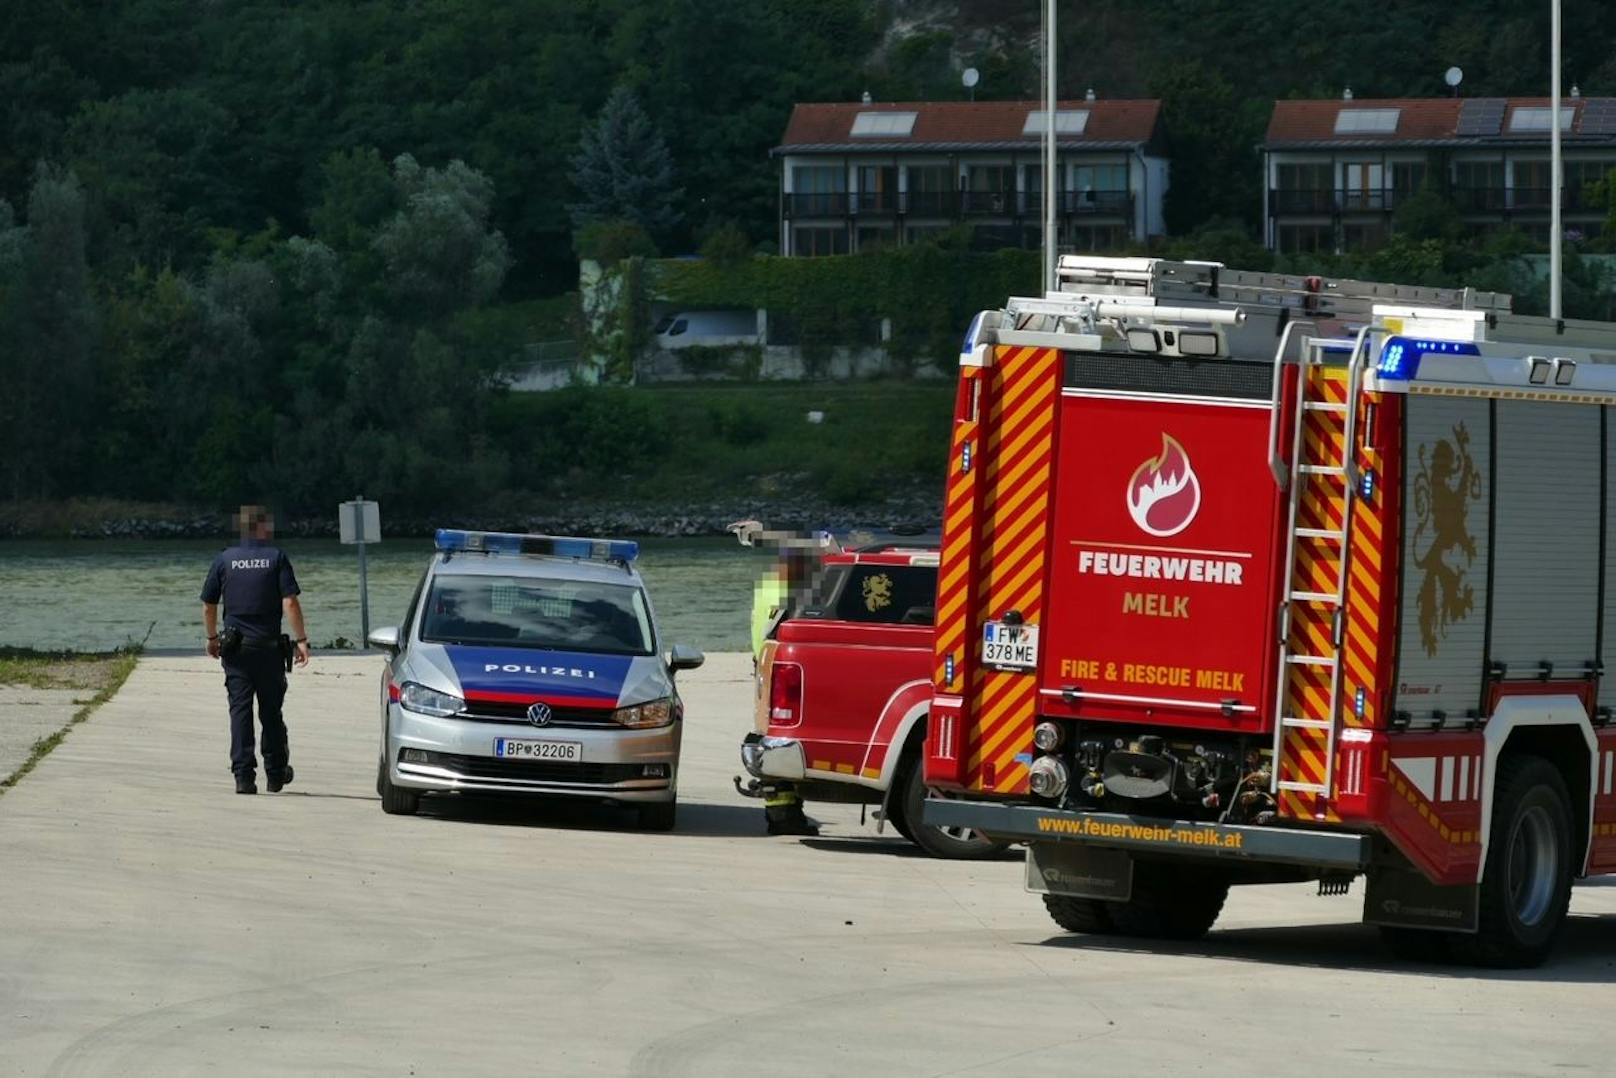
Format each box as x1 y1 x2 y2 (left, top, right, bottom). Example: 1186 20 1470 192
862 572 893 613
1410 421 1482 657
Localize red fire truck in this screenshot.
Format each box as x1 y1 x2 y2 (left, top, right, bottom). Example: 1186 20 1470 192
922 255 1616 966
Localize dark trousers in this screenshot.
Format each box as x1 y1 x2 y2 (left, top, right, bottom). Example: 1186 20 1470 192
223 646 289 778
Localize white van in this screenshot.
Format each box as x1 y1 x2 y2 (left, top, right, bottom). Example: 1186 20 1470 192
652 309 760 349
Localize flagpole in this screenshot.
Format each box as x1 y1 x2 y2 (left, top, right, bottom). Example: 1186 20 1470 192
1550 0 1563 320
1043 0 1057 293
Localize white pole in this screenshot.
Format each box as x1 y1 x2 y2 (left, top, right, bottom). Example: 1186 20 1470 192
1043 0 1057 293
1551 0 1563 320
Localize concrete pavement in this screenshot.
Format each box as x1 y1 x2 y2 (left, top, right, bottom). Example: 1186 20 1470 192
1 653 1614 1077
0 687 85 781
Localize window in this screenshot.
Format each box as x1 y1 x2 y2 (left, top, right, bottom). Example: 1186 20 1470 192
1390 161 1427 195
1512 160 1552 208
422 575 654 656
1023 110 1089 136
1334 109 1401 134
1564 160 1616 210
791 165 846 216
830 565 937 625
1277 223 1333 254
792 226 848 257
1071 164 1129 214
850 111 917 137
1068 223 1129 251
667 319 688 337
856 165 898 212
904 165 953 214
963 165 1015 214
1273 163 1333 213
1453 160 1505 211
1342 221 1387 251
1508 107 1575 133
1341 162 1384 210
856 225 894 251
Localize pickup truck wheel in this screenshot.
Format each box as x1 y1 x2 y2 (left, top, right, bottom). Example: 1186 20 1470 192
1451 754 1573 969
900 760 1010 860
882 792 917 844
1043 894 1115 934
1106 863 1228 940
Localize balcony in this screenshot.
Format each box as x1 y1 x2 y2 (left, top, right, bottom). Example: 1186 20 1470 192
784 192 849 217
853 191 901 216
960 190 1016 216
1062 190 1133 216
1270 188 1337 214
902 190 957 216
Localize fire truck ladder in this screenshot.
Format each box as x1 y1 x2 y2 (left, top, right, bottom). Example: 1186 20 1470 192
1268 326 1372 801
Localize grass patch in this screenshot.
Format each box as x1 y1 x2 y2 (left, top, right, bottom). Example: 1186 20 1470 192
490 381 955 505
0 649 140 794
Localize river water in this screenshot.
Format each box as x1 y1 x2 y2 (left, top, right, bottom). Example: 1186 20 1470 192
0 538 772 653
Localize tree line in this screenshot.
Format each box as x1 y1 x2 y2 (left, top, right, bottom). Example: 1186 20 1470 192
5 1 1616 514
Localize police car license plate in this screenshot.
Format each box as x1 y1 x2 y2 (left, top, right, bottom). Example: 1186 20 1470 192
494 738 583 762
982 621 1039 671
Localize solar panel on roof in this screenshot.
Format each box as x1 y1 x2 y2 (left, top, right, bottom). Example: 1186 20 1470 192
1457 98 1506 137
850 112 917 137
1335 108 1400 134
1022 110 1089 136
1508 106 1575 133
1580 99 1616 135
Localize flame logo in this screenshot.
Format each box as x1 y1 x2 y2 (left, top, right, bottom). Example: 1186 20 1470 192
1126 434 1202 537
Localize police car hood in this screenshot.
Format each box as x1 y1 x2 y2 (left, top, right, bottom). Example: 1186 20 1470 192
407 642 671 709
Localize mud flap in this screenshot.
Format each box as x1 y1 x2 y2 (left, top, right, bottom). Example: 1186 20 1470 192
1363 863 1478 932
1026 842 1133 901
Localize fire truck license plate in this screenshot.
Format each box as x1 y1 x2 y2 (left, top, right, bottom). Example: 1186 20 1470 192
982 622 1039 670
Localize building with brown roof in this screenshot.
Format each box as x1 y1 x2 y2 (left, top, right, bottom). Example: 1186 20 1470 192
1263 93 1616 253
773 95 1167 256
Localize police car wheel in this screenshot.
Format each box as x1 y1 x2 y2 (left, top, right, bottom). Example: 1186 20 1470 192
638 798 677 832
379 763 420 816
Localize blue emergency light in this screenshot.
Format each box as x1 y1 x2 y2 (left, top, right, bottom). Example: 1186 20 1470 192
1376 336 1481 381
434 529 639 563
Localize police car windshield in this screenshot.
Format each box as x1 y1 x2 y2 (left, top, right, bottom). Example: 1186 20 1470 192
421 575 654 656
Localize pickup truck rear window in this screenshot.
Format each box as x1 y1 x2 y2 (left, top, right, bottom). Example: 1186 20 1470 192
828 564 936 625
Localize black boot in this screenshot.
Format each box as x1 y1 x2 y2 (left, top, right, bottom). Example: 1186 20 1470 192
765 801 820 836
235 773 258 795
267 765 294 793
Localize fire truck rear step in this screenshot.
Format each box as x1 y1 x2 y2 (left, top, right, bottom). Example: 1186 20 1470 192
1288 591 1341 604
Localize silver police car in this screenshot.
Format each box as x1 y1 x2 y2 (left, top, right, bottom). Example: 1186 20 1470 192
367 530 704 830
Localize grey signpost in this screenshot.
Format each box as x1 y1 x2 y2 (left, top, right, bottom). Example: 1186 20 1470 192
338 497 381 645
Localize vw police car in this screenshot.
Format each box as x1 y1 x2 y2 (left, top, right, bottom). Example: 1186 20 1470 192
366 530 704 830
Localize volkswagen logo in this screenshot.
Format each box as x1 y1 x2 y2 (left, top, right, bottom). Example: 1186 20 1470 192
526 702 554 727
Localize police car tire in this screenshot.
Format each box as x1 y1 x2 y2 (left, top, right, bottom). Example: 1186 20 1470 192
1042 893 1116 934
901 759 1011 861
1452 754 1573 969
1105 862 1228 941
379 766 420 816
638 798 677 832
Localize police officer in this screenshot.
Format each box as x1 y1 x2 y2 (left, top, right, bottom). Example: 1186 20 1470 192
201 505 310 794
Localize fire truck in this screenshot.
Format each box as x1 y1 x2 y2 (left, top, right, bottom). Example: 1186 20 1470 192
922 255 1616 966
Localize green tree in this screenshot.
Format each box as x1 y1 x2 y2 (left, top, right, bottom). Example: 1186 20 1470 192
568 86 683 240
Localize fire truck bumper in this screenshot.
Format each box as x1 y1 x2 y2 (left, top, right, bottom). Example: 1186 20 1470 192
924 800 1371 870
740 732 807 782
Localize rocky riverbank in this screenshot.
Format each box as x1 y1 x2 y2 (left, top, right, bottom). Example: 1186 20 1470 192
0 495 944 541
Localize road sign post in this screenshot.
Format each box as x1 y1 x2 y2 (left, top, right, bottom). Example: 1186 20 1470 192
338 498 381 645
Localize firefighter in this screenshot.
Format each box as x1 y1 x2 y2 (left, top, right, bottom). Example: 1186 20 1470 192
733 521 823 836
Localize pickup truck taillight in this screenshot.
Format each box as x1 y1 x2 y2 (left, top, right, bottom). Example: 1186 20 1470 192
769 662 804 726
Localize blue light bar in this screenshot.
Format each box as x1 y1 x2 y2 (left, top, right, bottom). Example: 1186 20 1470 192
434 529 639 563
1376 336 1481 381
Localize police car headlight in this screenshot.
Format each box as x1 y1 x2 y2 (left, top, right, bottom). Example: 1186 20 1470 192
398 682 464 718
613 697 674 728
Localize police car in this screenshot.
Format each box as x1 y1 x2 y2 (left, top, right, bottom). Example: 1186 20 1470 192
366 530 704 830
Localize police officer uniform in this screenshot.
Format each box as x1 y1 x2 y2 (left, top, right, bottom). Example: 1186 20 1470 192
201 539 303 794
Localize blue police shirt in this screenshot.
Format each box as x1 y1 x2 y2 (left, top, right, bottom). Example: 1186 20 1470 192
200 541 300 639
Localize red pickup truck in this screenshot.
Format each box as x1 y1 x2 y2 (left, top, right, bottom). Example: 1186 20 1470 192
740 546 1006 859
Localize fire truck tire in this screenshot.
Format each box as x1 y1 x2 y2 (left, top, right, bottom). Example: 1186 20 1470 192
1042 894 1116 934
1453 754 1574 969
1105 863 1229 940
900 756 1010 860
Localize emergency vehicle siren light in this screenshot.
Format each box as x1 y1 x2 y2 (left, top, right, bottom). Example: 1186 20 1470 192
433 529 639 563
1375 336 1481 381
